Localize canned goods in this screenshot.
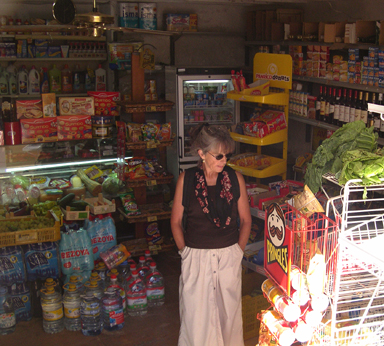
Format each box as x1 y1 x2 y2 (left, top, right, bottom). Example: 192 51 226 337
91 116 113 138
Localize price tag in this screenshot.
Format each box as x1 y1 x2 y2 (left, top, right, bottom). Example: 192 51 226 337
146 141 157 149
147 216 157 222
146 106 157 112
146 180 157 187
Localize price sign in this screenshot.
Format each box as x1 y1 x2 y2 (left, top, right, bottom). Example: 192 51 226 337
146 141 157 149
146 180 157 187
146 106 157 112
147 216 157 222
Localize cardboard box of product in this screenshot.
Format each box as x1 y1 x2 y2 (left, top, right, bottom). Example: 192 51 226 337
57 115 92 141
16 100 43 119
59 97 94 116
87 91 120 116
165 13 197 32
20 118 57 143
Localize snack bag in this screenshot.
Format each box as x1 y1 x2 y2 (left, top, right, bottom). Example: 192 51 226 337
126 123 143 142
84 165 104 181
156 123 171 140
120 190 141 216
145 222 163 245
126 157 146 180
141 123 158 141
100 243 130 270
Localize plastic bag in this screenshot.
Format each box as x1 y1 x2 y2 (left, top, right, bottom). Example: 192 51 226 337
59 228 94 276
86 216 117 261
102 172 123 196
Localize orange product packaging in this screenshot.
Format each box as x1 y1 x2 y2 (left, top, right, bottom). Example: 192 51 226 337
57 114 92 141
16 99 43 119
20 118 57 143
41 93 57 117
87 91 120 116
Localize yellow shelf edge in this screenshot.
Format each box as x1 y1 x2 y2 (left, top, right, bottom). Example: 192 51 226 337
227 91 289 105
230 128 287 146
228 157 287 178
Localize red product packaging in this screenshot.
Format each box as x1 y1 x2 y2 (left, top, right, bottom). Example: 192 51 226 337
247 110 287 138
20 118 57 143
87 91 120 116
57 115 92 141
16 99 43 119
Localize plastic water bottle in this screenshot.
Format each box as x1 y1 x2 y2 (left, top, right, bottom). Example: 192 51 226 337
67 275 85 293
106 274 126 314
44 278 61 294
145 262 165 307
125 270 147 316
0 286 16 335
40 287 64 334
94 262 108 288
84 281 104 300
118 260 130 283
89 272 103 290
144 250 154 266
137 256 150 279
80 292 102 336
102 288 124 331
63 284 81 331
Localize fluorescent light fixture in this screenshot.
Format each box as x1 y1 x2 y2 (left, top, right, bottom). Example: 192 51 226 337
184 80 229 83
6 156 133 173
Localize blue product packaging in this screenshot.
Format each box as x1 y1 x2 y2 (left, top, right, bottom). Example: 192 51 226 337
10 282 32 322
0 246 26 286
86 217 117 261
139 3 157 30
24 242 60 281
59 228 94 276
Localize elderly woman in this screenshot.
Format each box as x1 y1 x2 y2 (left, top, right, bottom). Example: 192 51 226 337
171 124 252 346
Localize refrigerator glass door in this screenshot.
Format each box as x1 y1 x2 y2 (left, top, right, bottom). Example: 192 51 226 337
178 75 236 162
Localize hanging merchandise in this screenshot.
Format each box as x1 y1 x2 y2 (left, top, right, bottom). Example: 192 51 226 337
59 228 94 276
40 286 64 334
62 284 81 331
24 242 60 281
49 64 61 94
0 286 16 335
40 68 49 94
17 65 28 95
95 64 106 91
80 292 102 336
28 66 40 95
61 64 73 94
85 216 117 261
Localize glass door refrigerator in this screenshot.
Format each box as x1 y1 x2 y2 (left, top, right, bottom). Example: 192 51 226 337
165 66 240 186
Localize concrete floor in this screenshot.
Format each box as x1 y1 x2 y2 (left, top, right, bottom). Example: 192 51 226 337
2 250 259 346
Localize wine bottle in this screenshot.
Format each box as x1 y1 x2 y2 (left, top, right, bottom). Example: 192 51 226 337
339 88 346 126
354 91 363 122
379 93 384 138
371 93 380 132
344 89 352 123
361 92 369 126
333 88 341 126
316 86 323 121
350 90 357 122
324 87 331 123
328 87 336 124
319 86 326 122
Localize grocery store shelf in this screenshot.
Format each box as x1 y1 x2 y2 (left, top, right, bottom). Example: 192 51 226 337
125 174 174 188
126 135 176 150
118 100 174 113
242 259 266 276
1 93 89 98
227 91 289 106
293 75 384 93
228 156 286 178
118 203 172 224
230 128 287 146
0 57 105 62
184 105 233 110
185 120 233 126
250 207 266 220
13 34 107 41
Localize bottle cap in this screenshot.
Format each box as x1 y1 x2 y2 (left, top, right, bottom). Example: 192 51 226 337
145 250 151 255
150 261 156 268
131 270 138 276
139 256 145 262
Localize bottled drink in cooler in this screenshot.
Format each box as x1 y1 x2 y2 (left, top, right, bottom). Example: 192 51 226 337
63 284 81 331
102 287 124 331
145 262 165 307
0 286 16 335
80 292 102 336
125 270 147 316
40 286 64 334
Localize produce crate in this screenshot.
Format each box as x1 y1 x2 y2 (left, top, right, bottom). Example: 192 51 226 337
0 213 61 247
61 206 90 220
85 194 116 214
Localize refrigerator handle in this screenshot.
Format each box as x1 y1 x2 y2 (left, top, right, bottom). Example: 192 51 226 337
178 136 183 159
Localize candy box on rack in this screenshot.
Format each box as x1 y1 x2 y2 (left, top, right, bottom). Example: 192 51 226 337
87 91 120 116
165 13 198 32
20 118 57 143
57 115 92 141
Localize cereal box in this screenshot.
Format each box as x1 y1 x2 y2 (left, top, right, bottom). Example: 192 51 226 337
20 118 57 143
87 91 120 116
59 97 94 116
16 99 43 119
57 115 92 141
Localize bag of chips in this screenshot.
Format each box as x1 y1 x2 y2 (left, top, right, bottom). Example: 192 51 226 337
120 190 141 216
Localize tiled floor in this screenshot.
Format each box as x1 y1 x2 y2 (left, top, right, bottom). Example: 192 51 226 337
2 250 258 346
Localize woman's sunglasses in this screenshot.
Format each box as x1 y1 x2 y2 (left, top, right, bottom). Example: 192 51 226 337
207 152 232 161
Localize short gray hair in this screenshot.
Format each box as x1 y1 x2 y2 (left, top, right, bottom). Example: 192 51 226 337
190 125 235 155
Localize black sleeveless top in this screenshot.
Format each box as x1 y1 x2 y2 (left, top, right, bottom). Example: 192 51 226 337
184 185 240 249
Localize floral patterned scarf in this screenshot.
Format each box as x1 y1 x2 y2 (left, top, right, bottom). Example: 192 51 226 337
194 165 236 228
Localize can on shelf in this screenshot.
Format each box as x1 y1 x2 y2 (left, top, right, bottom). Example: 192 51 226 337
92 116 113 138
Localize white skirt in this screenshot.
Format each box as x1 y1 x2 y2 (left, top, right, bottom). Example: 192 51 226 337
178 243 244 346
